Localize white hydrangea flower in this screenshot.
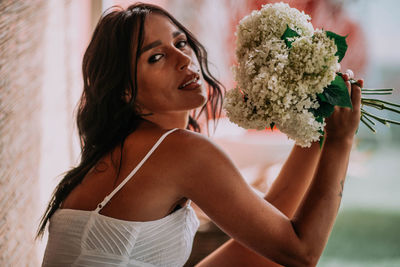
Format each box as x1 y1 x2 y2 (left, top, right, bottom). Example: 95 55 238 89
223 3 339 147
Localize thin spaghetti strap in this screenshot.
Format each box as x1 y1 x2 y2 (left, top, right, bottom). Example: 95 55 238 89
95 128 179 213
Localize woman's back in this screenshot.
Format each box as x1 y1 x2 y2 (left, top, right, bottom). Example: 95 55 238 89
42 127 200 266
62 126 189 221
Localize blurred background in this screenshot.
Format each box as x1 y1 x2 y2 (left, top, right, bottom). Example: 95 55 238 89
0 0 399 266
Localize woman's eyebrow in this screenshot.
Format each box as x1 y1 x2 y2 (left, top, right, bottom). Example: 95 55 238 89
141 30 184 54
172 30 183 38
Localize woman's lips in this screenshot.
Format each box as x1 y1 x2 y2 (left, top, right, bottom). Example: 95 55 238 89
178 77 202 90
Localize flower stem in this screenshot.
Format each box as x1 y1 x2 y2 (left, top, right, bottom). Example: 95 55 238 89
361 100 400 114
362 113 376 126
362 98 400 108
361 110 389 126
362 88 393 92
360 116 376 133
362 101 384 110
362 92 392 95
362 109 400 126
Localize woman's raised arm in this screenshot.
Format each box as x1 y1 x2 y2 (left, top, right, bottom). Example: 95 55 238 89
195 141 323 267
173 76 362 266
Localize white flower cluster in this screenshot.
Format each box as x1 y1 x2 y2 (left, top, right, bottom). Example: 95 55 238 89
224 3 340 147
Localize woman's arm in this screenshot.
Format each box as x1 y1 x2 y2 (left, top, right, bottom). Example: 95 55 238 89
266 141 322 217
196 142 322 267
176 77 362 266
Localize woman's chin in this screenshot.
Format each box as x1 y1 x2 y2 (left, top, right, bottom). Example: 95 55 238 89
193 94 208 109
182 89 208 109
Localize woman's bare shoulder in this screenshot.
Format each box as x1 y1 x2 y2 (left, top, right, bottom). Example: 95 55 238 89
166 129 234 168
161 129 236 183
168 129 227 154
167 129 242 187
123 127 228 178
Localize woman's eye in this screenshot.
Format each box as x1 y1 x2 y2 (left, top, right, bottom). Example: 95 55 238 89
176 40 187 49
148 54 163 63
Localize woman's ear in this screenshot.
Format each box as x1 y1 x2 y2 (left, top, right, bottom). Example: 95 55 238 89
122 90 132 103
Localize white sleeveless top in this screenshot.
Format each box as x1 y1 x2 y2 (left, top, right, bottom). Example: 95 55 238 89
42 128 200 267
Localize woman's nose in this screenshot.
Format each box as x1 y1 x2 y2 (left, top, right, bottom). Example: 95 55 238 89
176 50 192 71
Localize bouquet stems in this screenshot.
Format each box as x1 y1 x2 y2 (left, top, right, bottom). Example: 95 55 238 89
348 79 400 132
335 74 400 133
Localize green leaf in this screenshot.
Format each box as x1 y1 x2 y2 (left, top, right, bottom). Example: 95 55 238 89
326 31 348 62
312 100 335 118
281 25 300 48
322 75 353 108
315 116 324 124
317 93 327 102
319 134 325 149
315 116 325 149
316 118 325 148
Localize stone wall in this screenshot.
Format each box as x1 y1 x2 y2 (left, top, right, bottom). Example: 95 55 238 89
0 0 94 265
0 0 47 265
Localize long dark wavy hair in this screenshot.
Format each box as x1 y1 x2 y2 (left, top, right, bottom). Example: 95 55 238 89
36 2 224 239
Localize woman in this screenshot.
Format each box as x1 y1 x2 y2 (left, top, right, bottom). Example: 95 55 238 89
37 3 363 266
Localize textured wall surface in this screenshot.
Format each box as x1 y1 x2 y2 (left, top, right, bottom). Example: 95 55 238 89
0 0 47 265
36 0 93 262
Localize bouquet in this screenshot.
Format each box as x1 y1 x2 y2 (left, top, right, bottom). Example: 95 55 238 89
223 2 399 147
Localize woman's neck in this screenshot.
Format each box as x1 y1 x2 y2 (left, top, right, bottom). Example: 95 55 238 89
140 111 189 130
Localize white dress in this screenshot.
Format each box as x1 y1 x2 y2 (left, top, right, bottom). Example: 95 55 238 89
42 128 200 267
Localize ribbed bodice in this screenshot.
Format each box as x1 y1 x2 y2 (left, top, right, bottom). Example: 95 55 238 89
42 205 199 266
42 128 200 266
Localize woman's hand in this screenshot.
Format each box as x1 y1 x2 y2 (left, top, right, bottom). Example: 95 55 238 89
325 69 363 142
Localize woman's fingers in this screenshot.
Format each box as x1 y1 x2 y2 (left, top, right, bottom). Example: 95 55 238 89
351 82 362 112
341 69 361 105
357 79 364 88
345 69 354 80
327 70 363 138
346 80 351 96
342 73 349 82
351 79 363 112
342 69 355 96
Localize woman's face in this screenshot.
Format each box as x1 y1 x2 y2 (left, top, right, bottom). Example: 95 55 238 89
135 13 207 115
